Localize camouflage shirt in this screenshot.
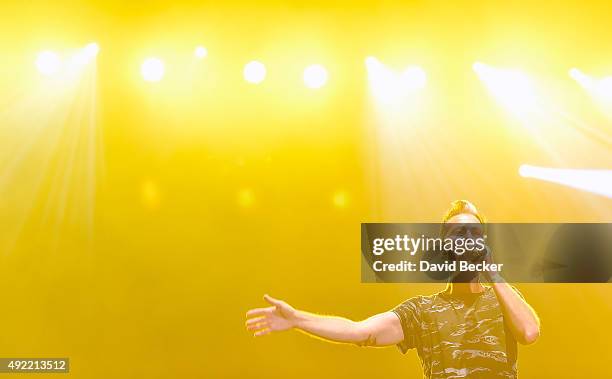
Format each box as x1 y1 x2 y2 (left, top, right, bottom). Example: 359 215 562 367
392 286 520 379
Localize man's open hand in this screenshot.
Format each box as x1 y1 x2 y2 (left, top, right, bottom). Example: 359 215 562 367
245 294 298 337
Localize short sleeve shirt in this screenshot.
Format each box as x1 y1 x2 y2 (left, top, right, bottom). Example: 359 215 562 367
392 286 520 379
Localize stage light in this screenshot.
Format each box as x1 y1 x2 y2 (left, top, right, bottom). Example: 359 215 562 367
70 42 100 67
237 188 255 208
366 57 427 106
141 180 161 210
84 42 100 59
141 57 165 82
400 66 427 90
569 68 594 89
570 68 612 105
194 46 207 59
332 190 349 209
36 50 62 76
365 56 379 68
473 61 537 115
364 56 386 85
519 164 612 198
303 64 328 89
243 61 266 84
518 165 530 178
598 77 612 100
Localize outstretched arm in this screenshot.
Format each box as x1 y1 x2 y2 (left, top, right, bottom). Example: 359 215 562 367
245 294 404 347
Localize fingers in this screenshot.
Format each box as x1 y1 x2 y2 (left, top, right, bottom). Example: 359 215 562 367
253 328 272 337
246 323 269 332
483 245 494 263
246 320 269 332
246 306 274 317
263 294 282 306
245 316 266 327
245 295 283 338
245 316 271 335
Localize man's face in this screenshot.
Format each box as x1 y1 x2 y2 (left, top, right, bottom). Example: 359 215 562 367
444 213 486 262
445 213 484 239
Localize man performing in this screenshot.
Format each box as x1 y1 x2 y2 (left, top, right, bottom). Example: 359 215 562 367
245 200 540 379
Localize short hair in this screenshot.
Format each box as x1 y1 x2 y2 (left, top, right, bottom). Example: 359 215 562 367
442 200 486 224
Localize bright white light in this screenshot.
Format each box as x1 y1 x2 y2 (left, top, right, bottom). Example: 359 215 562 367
36 50 62 76
194 46 207 59
570 68 612 105
70 42 100 67
141 57 165 82
243 61 266 84
366 57 427 106
84 42 100 58
472 62 485 72
596 77 612 102
400 66 427 90
569 68 597 91
303 64 328 89
365 56 379 69
518 165 530 178
519 164 612 198
473 61 537 115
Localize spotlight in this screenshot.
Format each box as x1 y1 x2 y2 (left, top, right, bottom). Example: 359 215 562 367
35 50 62 76
84 42 100 59
365 56 388 81
243 61 266 84
569 68 597 91
70 42 100 67
472 61 486 72
141 180 161 210
364 56 379 69
473 61 537 115
570 68 612 105
194 46 207 59
598 77 612 101
237 188 255 208
332 190 349 209
141 57 165 82
400 66 427 90
519 164 612 198
366 57 426 106
303 64 328 89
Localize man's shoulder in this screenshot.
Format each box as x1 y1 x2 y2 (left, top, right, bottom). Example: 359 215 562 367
394 291 447 312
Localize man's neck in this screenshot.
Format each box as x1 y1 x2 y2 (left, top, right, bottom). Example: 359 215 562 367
446 279 485 295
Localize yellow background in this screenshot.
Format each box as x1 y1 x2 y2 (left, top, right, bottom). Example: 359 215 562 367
0 0 610 377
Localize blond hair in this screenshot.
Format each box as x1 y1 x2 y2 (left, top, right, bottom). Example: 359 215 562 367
442 200 486 224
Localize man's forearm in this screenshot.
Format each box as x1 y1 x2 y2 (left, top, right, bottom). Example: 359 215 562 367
293 311 368 345
491 281 540 345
